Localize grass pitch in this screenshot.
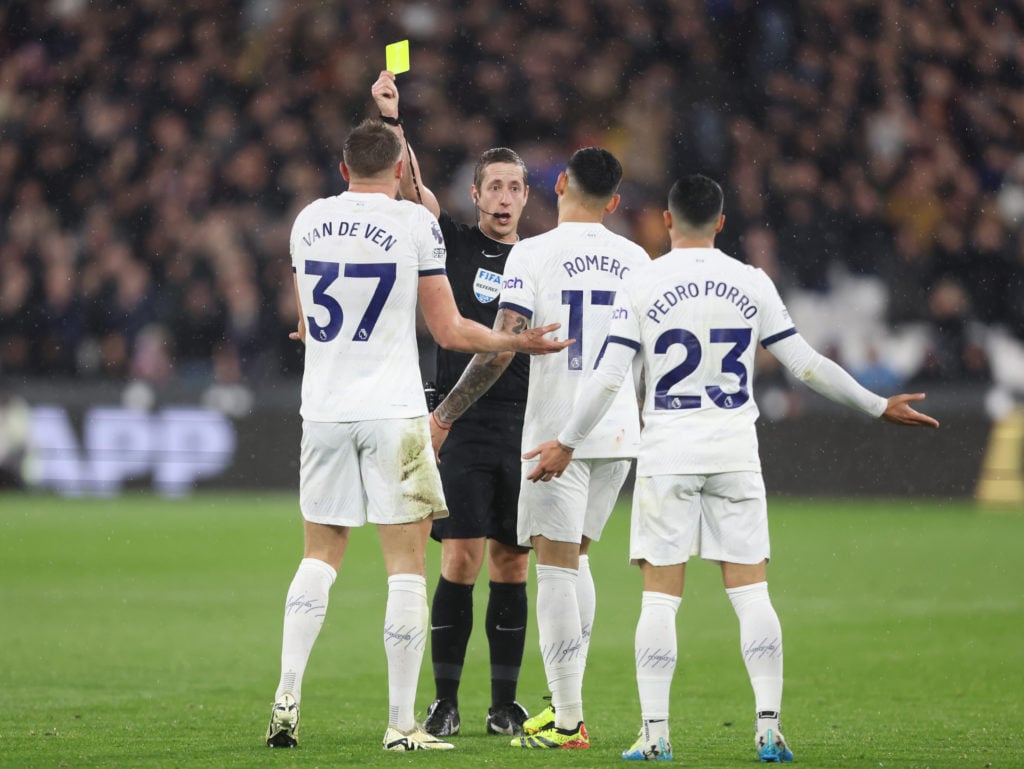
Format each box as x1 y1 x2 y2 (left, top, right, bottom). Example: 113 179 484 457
1 493 1020 768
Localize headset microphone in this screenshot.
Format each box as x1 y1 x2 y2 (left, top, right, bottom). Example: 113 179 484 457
474 197 505 218
475 203 503 218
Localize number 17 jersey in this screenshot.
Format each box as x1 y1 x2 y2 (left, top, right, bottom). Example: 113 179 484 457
610 247 796 475
499 222 649 459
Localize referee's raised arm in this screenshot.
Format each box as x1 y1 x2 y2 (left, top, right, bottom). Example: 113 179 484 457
371 70 441 217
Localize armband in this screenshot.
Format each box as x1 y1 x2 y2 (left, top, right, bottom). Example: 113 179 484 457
378 113 402 126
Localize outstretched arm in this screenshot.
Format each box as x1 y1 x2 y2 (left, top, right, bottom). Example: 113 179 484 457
418 275 569 356
770 333 940 428
371 70 441 217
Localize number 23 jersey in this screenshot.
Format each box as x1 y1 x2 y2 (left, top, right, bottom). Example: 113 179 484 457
290 191 446 422
610 247 796 475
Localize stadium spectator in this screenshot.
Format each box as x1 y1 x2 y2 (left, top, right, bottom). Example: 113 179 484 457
371 69 534 739
173 277 226 384
428 147 649 750
263 118 569 752
36 260 82 376
0 255 35 374
910 277 990 385
523 174 941 763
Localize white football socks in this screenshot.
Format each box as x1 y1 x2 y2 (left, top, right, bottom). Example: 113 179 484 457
384 573 428 732
276 557 337 703
535 563 584 729
635 590 681 735
726 581 783 727
576 554 596 669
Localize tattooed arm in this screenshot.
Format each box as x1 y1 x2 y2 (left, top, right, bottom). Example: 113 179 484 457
429 308 527 461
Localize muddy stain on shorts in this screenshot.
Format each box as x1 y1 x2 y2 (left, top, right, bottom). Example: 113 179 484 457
399 418 448 520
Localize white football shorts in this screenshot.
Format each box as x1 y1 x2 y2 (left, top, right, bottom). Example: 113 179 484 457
517 457 632 546
630 471 769 566
299 416 448 526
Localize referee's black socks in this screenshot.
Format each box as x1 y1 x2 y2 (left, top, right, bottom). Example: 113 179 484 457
430 576 474 704
486 580 528 706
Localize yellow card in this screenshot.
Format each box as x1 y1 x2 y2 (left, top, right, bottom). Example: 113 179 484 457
385 40 410 74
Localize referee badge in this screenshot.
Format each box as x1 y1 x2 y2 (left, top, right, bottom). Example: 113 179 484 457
473 268 502 303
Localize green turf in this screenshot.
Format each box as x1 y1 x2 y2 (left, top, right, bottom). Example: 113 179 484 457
0 493 1020 768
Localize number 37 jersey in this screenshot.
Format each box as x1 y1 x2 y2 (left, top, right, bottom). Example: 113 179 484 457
610 247 796 475
290 191 446 422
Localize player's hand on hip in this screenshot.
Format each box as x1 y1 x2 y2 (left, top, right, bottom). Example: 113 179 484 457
514 323 574 355
372 70 399 116
523 440 574 482
882 393 940 428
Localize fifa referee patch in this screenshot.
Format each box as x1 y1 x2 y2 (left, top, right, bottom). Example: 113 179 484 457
473 268 501 303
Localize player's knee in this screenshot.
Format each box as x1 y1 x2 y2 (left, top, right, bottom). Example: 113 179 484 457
721 559 767 589
488 541 529 580
490 557 528 584
440 539 486 582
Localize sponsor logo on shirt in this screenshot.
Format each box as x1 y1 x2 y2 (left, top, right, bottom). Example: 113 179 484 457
474 268 502 303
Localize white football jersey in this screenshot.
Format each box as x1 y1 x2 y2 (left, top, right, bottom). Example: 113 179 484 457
609 247 795 474
290 191 446 422
499 222 648 459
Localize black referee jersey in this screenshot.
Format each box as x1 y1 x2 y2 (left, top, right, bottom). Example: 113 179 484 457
434 211 529 408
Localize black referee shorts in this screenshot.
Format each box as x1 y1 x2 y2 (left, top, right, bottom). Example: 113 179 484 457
432 400 527 549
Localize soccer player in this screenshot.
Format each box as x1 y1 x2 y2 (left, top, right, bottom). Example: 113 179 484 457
524 174 941 763
431 147 650 750
264 119 570 752
371 69 535 737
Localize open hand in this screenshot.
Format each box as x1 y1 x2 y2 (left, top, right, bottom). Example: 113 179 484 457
513 323 574 355
882 393 940 428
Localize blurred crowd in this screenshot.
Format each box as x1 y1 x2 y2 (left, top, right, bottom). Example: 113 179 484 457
1 0 1023 401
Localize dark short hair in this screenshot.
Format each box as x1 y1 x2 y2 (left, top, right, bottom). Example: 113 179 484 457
668 174 724 228
566 146 622 201
473 147 528 189
342 119 402 177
